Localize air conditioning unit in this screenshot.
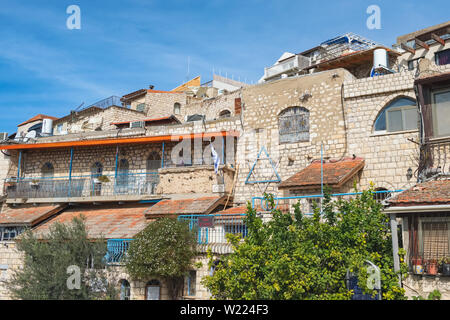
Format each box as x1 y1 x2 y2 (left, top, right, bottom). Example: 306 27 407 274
0 132 8 141
130 121 145 129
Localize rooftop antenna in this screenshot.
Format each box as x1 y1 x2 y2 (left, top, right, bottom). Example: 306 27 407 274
185 56 190 83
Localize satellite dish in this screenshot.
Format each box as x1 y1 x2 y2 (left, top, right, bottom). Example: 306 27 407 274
24 130 37 142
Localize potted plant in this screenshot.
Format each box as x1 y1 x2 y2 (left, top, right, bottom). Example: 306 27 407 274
30 179 40 188
97 175 110 183
412 257 424 275
427 259 439 275
440 257 450 276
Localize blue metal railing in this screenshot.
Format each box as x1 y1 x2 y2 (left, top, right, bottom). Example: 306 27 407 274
4 172 159 199
251 190 404 215
105 239 134 264
178 214 247 245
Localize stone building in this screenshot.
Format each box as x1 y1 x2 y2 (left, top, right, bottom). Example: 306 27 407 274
0 22 449 300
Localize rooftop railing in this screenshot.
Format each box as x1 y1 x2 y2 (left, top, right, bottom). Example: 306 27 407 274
4 173 159 199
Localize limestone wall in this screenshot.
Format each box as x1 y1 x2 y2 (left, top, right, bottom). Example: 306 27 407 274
0 241 23 300
343 70 419 191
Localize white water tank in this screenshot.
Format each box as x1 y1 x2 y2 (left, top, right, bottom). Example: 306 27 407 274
42 118 54 136
373 48 389 69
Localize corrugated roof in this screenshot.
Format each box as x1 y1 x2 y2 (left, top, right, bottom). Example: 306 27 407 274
279 158 365 190
32 203 151 239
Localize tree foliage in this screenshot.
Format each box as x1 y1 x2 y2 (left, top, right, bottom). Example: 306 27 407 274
203 188 408 300
7 216 117 300
125 218 197 299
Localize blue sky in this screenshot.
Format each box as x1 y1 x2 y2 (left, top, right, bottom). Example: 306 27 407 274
0 0 448 134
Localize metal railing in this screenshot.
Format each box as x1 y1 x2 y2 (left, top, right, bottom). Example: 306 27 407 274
178 214 247 245
251 190 404 215
85 96 123 110
105 239 134 264
4 173 159 199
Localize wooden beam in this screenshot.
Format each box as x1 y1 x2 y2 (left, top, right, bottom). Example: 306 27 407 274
414 38 430 50
431 33 445 46
401 43 416 54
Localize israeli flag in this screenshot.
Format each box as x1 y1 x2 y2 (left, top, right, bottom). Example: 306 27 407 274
210 144 220 174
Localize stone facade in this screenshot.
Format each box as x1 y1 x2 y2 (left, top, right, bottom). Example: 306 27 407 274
0 242 23 300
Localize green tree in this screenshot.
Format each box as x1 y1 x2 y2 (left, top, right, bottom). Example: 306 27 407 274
125 218 197 299
203 188 407 300
7 216 117 300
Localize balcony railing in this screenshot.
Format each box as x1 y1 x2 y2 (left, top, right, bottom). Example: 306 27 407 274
4 173 159 199
178 214 247 245
105 239 134 264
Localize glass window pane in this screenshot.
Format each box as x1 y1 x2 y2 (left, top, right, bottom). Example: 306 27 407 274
403 108 418 131
436 49 450 66
433 90 450 137
387 109 403 132
374 110 386 131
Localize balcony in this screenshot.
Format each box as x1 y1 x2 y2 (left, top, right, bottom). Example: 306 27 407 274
178 214 247 253
409 254 450 277
4 173 159 203
105 239 134 264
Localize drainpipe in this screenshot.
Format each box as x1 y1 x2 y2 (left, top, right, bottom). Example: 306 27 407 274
17 150 22 180
390 213 402 285
68 147 74 197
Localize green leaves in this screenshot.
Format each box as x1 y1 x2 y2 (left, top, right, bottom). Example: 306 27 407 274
125 218 197 299
203 190 407 300
7 216 115 300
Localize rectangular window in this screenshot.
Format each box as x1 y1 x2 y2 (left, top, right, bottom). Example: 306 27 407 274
386 106 417 132
186 270 196 296
435 49 450 66
432 89 450 137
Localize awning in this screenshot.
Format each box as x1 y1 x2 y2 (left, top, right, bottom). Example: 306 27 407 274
111 115 181 126
0 131 239 150
278 157 365 190
0 204 66 227
144 196 227 218
32 203 151 239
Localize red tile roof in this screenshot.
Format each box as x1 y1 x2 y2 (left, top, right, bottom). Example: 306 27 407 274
215 206 247 215
0 204 66 227
33 204 150 239
278 157 365 190
144 196 225 217
17 114 58 127
387 179 450 207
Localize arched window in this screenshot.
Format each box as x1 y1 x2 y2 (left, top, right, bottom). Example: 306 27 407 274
41 162 54 178
146 152 161 172
278 107 310 143
119 279 131 300
174 103 181 115
117 159 129 187
145 280 161 300
219 110 231 119
374 97 417 133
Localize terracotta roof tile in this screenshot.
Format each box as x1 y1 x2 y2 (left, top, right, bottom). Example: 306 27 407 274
278 158 365 189
33 203 150 239
144 196 225 217
387 179 450 207
0 203 66 227
18 114 58 127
